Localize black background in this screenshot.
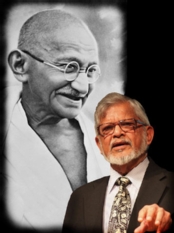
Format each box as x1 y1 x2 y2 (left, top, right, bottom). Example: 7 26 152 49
124 1 174 172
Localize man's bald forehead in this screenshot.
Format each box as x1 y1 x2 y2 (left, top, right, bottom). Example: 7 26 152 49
30 9 83 29
18 9 95 51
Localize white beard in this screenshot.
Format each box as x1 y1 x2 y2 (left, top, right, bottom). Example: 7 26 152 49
100 131 148 166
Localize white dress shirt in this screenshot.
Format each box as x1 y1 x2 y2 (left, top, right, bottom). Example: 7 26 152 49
103 157 149 233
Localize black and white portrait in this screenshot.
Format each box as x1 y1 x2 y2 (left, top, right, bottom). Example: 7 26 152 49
0 0 127 232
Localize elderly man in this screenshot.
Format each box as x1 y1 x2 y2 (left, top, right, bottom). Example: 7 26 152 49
3 9 109 230
62 92 174 233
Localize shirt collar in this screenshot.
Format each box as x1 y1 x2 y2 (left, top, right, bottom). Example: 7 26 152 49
108 157 149 193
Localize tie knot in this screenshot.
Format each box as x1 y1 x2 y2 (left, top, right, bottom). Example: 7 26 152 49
116 176 131 187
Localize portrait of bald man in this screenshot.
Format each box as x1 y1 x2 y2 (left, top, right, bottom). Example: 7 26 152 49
1 3 126 232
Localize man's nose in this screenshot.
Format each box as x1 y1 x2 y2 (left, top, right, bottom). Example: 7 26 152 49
70 72 89 95
113 124 125 137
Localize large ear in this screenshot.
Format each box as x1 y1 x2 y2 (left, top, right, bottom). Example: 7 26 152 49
95 136 103 155
146 125 154 146
8 49 29 83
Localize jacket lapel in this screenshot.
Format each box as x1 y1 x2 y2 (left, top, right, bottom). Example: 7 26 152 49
128 159 167 233
84 176 109 233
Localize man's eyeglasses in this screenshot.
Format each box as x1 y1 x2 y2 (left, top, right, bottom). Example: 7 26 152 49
21 50 101 84
97 118 147 137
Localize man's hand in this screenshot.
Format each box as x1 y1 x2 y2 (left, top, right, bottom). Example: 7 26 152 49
134 204 172 233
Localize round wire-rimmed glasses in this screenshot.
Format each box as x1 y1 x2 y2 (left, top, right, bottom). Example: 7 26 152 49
21 50 101 84
98 118 147 137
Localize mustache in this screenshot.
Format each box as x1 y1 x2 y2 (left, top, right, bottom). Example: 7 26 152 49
110 139 132 149
56 87 86 98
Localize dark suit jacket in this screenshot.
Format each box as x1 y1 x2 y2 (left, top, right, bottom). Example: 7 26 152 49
62 158 174 233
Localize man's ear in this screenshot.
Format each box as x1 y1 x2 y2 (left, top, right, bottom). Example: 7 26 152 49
95 136 103 155
146 125 154 146
8 49 29 83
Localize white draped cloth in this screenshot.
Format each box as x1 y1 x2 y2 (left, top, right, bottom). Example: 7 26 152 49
4 85 109 230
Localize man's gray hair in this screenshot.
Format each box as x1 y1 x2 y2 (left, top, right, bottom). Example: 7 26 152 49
94 92 150 134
